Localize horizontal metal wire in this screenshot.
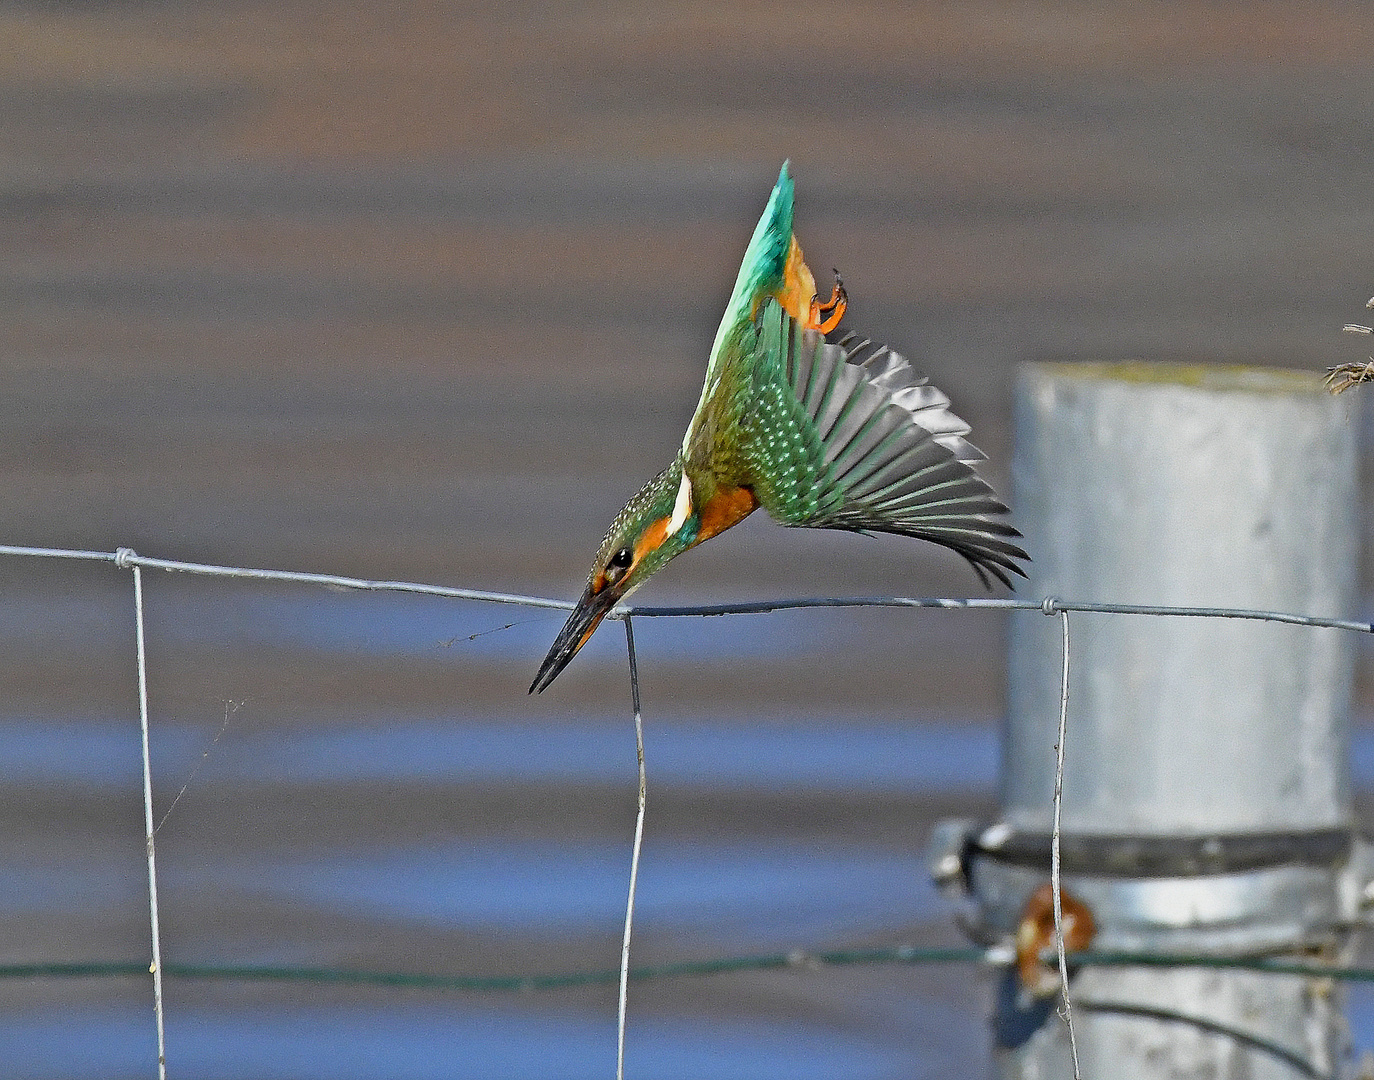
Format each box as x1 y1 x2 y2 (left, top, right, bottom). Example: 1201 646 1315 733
0 544 122 562
0 544 575 611
2 543 1370 633
6 948 1374 993
634 595 1374 635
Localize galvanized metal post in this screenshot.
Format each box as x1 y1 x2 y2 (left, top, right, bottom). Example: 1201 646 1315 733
931 363 1366 1078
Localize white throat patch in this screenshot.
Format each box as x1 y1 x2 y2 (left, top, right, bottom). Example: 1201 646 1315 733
666 471 693 537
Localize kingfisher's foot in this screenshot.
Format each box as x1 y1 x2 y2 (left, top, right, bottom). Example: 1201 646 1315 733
810 271 847 333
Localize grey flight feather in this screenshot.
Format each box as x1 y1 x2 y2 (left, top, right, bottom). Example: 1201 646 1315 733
746 303 1028 589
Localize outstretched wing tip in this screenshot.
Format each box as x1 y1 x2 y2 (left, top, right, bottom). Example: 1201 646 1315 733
967 545 1031 593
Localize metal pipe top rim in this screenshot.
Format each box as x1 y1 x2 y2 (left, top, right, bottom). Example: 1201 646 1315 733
1024 360 1330 395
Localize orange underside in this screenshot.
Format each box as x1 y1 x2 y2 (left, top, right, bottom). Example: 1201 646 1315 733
692 485 759 546
775 236 817 326
631 486 758 568
775 235 846 332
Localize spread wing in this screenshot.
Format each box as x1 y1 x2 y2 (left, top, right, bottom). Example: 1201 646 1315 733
737 300 1028 589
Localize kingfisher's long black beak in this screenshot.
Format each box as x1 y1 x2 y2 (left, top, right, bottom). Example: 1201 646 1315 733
529 582 621 694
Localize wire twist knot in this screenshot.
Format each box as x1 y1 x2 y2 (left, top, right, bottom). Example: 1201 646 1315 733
114 547 137 570
1041 596 1060 616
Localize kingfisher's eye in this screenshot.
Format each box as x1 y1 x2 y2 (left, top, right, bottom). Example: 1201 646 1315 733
604 547 634 584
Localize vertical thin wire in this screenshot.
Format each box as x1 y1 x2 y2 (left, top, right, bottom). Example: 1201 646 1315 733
133 565 168 1080
617 615 646 1080
1051 606 1081 1080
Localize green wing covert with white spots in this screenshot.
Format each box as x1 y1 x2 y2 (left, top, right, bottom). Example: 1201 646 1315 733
732 300 1028 588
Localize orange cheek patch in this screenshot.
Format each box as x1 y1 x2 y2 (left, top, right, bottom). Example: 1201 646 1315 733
693 486 759 546
633 517 671 565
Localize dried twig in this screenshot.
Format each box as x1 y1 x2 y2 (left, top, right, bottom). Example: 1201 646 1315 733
1325 297 1374 393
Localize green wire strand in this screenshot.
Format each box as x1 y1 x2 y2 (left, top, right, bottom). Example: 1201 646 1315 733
4 947 1371 992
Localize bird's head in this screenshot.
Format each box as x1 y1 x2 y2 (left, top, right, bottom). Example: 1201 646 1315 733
529 461 699 693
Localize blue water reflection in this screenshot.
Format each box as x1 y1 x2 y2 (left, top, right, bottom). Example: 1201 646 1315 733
2 1002 981 1080
0 716 1000 792
15 716 1374 793
198 840 940 941
3 841 938 944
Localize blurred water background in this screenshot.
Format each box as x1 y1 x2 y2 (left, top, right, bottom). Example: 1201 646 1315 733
4 3 1374 1076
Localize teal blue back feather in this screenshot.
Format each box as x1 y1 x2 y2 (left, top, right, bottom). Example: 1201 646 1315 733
728 160 794 310
684 163 798 456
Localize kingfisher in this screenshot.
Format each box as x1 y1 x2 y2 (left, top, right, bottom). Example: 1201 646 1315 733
530 163 1027 693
